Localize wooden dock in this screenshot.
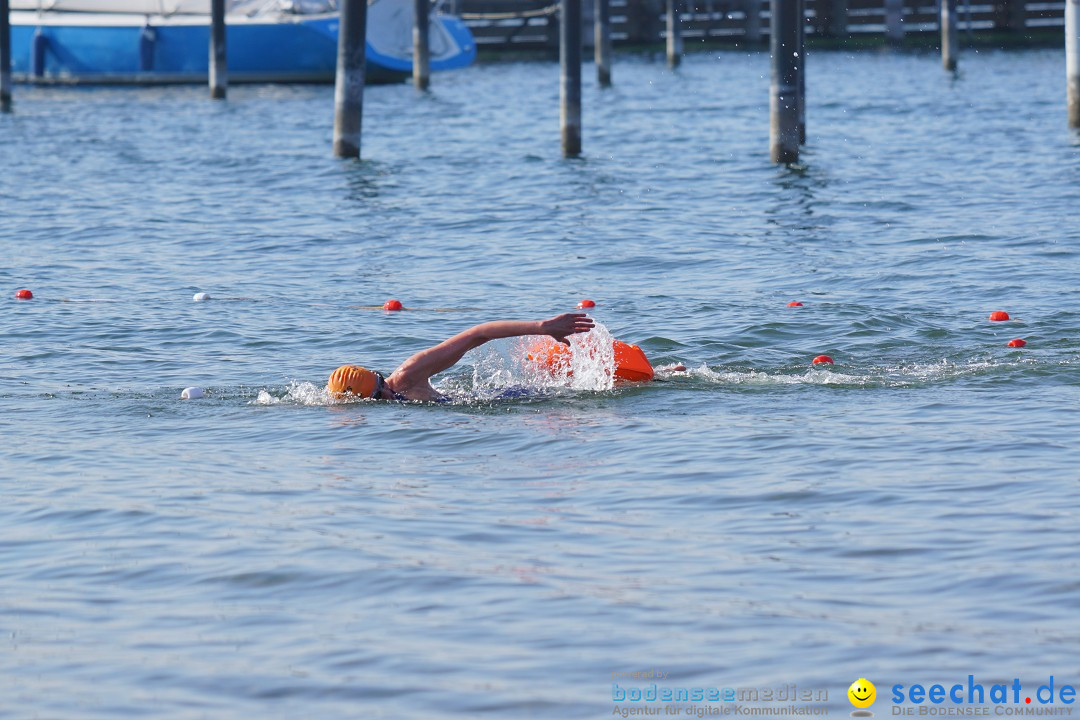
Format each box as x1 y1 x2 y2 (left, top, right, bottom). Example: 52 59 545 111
453 0 1065 54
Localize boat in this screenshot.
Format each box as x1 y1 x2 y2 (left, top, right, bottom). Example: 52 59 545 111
7 0 476 84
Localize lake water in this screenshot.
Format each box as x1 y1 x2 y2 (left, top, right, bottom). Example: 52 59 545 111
2 47 1079 719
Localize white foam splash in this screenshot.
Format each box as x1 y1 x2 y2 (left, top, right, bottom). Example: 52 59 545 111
675 356 1010 388
442 320 624 400
681 363 862 386
564 321 617 392
254 381 338 406
511 320 618 393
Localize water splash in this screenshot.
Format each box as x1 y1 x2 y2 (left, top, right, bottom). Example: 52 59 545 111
668 356 1027 389
513 321 618 393
566 322 618 391
454 321 622 400
255 381 341 406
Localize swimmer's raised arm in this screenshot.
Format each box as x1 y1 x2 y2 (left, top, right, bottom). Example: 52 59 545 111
389 313 594 388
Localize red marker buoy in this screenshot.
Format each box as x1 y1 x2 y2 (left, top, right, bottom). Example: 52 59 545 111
1007 338 1027 348
14 289 33 300
989 311 1010 322
383 299 403 311
787 301 803 307
577 299 596 309
812 355 834 365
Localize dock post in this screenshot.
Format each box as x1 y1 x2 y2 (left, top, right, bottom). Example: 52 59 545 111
941 0 958 71
1 0 10 112
744 0 762 44
209 0 226 99
818 0 847 36
797 0 805 144
832 0 848 35
770 0 799 163
993 0 1025 32
1069 0 1079 127
413 0 430 89
595 0 612 86
885 0 904 44
666 0 682 67
561 0 582 156
333 0 368 158
813 0 831 36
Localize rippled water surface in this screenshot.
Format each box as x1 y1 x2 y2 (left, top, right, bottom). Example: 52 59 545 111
2 48 1080 719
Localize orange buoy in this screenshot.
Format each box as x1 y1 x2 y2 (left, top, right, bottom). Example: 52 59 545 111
812 355 834 365
787 301 803 307
1007 338 1027 348
612 341 654 381
526 338 654 382
383 299 403 311
577 299 596 309
989 311 1010 322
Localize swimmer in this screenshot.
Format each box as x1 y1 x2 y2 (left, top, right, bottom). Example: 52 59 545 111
327 313 595 402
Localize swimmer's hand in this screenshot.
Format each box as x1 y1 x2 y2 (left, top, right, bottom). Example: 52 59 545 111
541 313 595 345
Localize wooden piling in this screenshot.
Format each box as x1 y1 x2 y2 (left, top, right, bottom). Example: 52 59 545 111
992 0 1026 32
941 0 958 71
595 0 612 86
703 0 718 40
797 0 806 144
333 0 368 158
209 0 226 99
826 0 848 37
813 0 831 36
813 0 845 37
546 11 560 59
744 0 762 44
885 0 904 44
1 0 11 112
413 0 430 90
561 0 582 157
666 0 682 68
770 0 799 163
1069 0 1079 127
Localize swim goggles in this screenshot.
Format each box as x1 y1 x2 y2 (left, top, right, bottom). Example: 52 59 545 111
371 371 385 400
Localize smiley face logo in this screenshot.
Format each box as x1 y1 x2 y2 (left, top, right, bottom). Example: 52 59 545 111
848 678 876 709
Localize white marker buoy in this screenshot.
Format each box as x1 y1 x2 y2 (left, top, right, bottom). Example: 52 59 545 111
181 387 205 399
193 292 211 302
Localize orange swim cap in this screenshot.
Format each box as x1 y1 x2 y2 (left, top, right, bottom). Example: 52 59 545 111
327 365 381 397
